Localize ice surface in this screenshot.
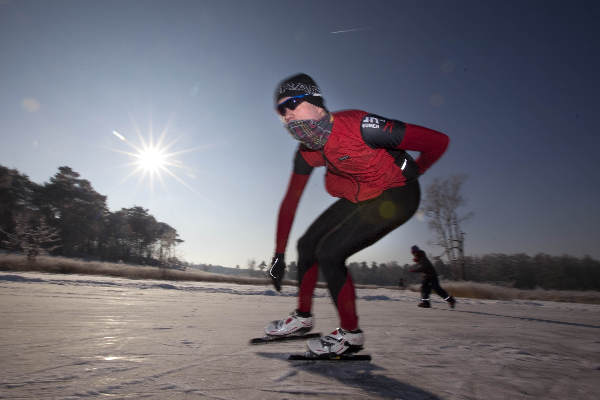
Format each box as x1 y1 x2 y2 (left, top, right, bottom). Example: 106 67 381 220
1 271 599 399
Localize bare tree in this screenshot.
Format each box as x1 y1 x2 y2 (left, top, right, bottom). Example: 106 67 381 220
421 174 473 280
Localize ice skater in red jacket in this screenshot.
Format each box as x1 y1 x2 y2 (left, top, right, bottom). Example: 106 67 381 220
263 73 449 356
409 245 456 308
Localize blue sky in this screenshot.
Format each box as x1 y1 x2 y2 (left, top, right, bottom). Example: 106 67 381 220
1 0 599 267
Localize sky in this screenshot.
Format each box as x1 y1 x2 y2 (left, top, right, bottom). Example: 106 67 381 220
1 0 599 268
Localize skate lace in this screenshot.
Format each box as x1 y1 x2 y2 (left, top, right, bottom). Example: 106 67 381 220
322 329 344 344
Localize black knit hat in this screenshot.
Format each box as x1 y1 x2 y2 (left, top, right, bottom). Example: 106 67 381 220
275 73 326 109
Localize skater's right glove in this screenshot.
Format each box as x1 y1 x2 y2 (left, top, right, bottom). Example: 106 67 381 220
269 253 286 292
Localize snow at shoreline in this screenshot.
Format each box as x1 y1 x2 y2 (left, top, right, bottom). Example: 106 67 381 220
1 271 598 311
1 271 599 399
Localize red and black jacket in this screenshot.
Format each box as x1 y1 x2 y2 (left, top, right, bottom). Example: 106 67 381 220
275 110 449 254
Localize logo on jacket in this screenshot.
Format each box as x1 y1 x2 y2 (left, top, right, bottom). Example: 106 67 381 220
383 121 394 132
362 115 384 129
338 155 350 161
362 115 394 133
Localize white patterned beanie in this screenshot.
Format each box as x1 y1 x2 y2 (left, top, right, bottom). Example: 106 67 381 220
274 73 326 109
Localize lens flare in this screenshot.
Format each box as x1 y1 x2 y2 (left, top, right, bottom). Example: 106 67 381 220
136 145 167 173
110 121 200 192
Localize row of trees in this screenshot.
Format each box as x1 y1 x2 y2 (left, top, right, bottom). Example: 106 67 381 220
239 253 599 291
0 165 183 266
460 253 600 291
202 251 599 291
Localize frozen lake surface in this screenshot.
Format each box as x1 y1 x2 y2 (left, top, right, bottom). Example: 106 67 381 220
1 271 599 399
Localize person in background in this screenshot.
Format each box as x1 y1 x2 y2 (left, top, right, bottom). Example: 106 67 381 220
264 73 449 356
410 245 456 308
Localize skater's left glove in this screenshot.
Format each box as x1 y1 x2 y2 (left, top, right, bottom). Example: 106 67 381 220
269 253 286 292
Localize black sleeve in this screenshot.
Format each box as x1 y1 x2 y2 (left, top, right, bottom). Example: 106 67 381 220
360 113 406 149
293 148 314 175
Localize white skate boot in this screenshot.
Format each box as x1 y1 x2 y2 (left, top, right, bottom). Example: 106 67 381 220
264 310 313 337
306 328 365 356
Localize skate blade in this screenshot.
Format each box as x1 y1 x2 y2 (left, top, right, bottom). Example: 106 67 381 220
249 332 321 345
288 351 371 361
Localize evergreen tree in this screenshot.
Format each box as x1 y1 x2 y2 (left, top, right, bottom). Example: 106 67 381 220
39 167 108 257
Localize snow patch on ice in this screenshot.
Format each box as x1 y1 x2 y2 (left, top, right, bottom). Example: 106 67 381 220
2 272 599 313
147 283 179 290
0 274 45 283
362 295 391 301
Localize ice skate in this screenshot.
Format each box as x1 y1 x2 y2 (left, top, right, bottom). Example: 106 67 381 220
306 328 365 356
264 310 313 337
445 296 456 308
417 299 431 308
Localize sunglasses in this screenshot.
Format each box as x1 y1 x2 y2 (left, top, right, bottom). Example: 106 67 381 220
276 94 309 116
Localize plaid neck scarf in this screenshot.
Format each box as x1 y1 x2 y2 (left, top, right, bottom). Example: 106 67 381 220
286 114 333 150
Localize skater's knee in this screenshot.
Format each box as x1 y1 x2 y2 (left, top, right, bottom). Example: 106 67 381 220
314 252 347 285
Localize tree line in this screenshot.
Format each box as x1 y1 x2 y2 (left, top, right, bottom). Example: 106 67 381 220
209 251 599 291
294 253 595 291
459 253 600 291
0 165 182 266
355 253 600 291
308 255 599 291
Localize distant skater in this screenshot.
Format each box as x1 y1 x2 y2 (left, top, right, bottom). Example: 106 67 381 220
410 245 456 308
263 73 449 356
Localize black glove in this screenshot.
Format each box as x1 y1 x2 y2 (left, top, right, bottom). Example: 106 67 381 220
269 253 286 292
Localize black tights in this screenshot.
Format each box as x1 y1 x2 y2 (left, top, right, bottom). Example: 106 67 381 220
296 181 421 310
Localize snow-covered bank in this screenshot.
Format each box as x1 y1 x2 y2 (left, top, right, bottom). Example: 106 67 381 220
1 271 599 399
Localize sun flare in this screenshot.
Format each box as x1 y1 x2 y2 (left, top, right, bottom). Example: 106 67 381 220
111 124 199 192
135 145 168 173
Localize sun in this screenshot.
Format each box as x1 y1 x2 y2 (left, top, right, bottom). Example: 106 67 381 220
135 145 168 173
110 123 198 191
